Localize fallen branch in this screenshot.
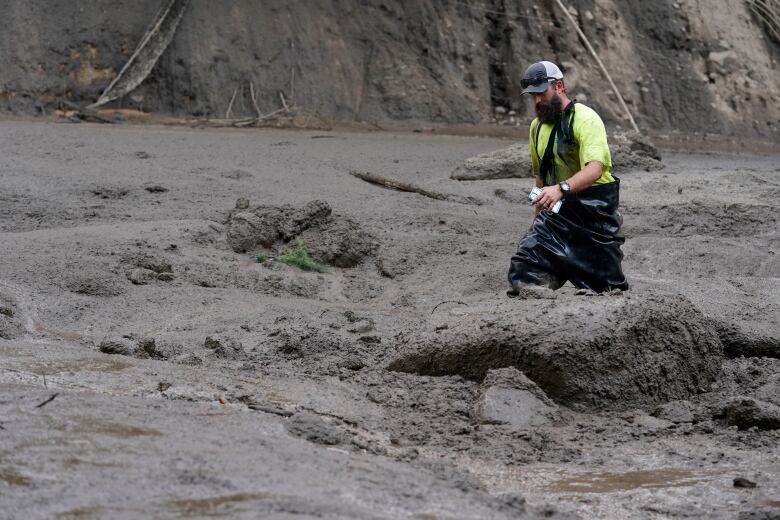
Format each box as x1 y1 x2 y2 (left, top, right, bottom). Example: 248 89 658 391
249 81 262 118
349 170 484 206
90 0 190 108
554 0 640 132
225 86 239 119
431 300 468 315
59 101 117 124
35 393 59 409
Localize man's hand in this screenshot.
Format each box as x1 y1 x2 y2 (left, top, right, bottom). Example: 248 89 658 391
532 185 563 213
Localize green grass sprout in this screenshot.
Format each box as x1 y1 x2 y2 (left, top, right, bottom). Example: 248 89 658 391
275 241 328 272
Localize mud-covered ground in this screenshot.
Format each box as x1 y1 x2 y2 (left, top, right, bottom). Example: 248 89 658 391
0 121 778 519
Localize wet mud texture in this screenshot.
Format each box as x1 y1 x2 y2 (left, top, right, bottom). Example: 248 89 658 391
0 121 778 519
389 292 723 410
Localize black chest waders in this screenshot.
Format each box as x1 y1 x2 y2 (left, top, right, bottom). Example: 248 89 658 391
508 103 629 293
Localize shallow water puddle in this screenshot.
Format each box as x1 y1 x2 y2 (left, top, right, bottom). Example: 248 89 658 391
169 493 269 517
464 458 730 498
30 358 133 376
546 468 722 493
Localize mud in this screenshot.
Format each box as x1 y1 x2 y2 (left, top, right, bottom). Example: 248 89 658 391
0 121 778 519
389 292 723 410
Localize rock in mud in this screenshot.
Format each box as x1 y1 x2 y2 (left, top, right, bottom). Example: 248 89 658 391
388 292 723 410
63 269 127 297
720 397 780 430
473 367 560 429
285 412 345 446
611 131 664 172
733 477 757 489
451 144 532 180
98 337 135 356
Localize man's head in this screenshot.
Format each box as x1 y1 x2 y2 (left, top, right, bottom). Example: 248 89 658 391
521 61 569 124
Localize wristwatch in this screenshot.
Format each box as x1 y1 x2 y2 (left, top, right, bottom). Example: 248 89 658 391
559 181 571 198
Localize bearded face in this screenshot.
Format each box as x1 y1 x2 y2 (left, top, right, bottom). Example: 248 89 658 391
535 92 564 124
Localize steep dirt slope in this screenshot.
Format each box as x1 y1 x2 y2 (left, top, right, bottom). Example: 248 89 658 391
1 0 778 135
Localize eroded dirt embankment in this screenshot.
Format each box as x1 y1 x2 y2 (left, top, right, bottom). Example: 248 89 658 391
0 121 779 519
1 0 779 136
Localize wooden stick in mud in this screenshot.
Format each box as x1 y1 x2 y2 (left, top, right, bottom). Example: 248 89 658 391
60 101 116 124
35 393 59 409
553 0 640 133
249 81 262 119
349 170 483 205
225 86 239 119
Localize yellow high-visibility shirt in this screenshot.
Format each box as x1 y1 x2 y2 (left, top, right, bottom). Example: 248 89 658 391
529 103 614 185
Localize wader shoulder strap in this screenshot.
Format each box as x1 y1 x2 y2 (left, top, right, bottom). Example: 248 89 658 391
538 121 558 187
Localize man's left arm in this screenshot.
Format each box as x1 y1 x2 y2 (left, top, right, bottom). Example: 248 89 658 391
531 161 602 210
532 115 609 210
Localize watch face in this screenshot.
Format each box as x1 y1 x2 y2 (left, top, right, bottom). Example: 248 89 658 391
561 182 570 192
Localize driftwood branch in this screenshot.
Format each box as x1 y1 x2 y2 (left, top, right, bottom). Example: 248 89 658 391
225 86 239 119
249 81 262 118
349 170 484 206
554 0 640 133
431 300 467 315
59 101 117 124
35 393 59 409
89 0 189 109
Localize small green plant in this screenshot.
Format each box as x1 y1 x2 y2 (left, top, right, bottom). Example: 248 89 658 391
254 254 268 264
275 241 328 273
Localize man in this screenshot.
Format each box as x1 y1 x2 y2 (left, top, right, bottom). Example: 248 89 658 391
507 60 629 295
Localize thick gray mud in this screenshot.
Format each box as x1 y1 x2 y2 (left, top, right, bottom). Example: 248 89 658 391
0 121 778 519
388 292 723 410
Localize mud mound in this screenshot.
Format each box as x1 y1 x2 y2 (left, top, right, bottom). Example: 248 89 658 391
453 131 661 182
624 201 777 237
227 200 332 253
62 269 127 297
297 218 378 268
226 200 377 267
388 292 723 410
452 144 532 181
720 397 780 431
611 132 664 172
716 322 780 359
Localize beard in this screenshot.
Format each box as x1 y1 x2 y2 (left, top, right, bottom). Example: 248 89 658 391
535 93 563 124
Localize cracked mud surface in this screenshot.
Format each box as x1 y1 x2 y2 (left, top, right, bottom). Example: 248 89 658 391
0 121 778 519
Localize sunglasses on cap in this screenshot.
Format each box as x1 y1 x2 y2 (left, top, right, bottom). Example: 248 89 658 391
520 76 557 89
